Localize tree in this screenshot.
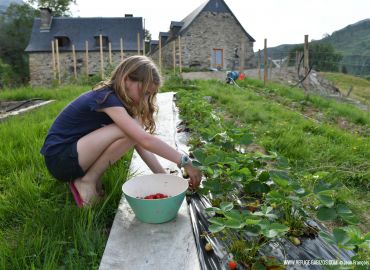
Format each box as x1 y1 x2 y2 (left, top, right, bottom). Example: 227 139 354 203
144 29 152 54
0 3 38 86
288 42 342 72
25 0 76 16
0 1 75 86
0 58 12 88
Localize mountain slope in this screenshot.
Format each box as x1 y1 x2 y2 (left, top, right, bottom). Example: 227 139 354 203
262 19 370 75
323 19 370 56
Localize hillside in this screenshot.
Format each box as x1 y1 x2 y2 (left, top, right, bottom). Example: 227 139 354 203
262 19 370 76
323 19 370 56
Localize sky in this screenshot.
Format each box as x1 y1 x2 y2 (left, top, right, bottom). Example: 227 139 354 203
70 0 370 51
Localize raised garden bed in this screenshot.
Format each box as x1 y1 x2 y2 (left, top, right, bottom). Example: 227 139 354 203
175 88 369 269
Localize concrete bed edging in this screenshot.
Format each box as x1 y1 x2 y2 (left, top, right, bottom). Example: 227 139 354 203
99 92 200 270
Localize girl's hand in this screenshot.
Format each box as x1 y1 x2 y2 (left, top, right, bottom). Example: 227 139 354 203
184 164 202 190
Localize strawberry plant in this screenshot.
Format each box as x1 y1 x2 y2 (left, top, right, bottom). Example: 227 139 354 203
175 87 364 269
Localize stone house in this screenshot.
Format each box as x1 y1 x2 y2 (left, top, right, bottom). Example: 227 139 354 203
25 8 144 86
149 0 255 70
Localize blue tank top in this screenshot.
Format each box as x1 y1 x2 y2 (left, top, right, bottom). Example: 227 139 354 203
40 87 128 156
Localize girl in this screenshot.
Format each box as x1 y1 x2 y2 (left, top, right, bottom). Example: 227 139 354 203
40 55 202 207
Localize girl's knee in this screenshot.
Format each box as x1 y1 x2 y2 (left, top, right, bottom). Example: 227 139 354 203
117 136 136 149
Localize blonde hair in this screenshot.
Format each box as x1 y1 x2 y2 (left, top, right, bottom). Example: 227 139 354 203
94 55 161 133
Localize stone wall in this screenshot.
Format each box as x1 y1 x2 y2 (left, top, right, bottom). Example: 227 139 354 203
28 51 138 86
150 11 255 70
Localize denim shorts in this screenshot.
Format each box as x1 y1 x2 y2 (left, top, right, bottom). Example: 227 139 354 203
44 142 85 182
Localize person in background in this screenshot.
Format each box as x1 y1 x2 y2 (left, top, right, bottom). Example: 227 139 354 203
40 55 202 207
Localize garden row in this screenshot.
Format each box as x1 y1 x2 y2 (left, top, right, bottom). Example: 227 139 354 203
173 80 369 269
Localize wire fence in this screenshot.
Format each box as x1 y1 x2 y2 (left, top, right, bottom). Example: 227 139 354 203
254 51 370 76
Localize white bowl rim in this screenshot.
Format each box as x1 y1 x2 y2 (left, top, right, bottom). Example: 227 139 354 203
122 174 189 198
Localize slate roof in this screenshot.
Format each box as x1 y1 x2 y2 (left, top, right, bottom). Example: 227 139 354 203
179 0 255 41
150 0 255 49
25 17 144 52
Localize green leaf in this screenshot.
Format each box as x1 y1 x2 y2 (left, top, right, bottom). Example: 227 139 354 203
313 180 332 194
225 219 245 229
220 202 233 212
239 133 253 145
333 228 351 246
272 176 289 188
204 207 220 213
263 223 289 238
224 210 243 221
294 187 306 195
192 149 206 164
244 225 261 237
252 261 266 270
204 155 219 165
245 216 261 225
258 170 270 182
270 223 289 231
336 204 359 224
317 207 337 221
263 229 279 238
340 214 359 225
267 190 285 202
317 194 335 208
208 224 225 234
208 217 225 226
191 160 202 167
245 181 270 194
320 231 336 245
336 204 352 214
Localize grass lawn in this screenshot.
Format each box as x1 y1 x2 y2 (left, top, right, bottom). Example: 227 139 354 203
321 72 370 105
0 85 132 269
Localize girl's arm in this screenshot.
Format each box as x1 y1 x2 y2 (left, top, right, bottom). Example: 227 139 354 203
102 106 201 188
135 145 166 174
102 106 181 163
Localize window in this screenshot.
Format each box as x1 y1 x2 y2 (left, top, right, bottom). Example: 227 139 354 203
55 36 70 48
95 35 109 48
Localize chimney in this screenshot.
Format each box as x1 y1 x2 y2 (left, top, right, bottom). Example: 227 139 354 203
40 7 52 31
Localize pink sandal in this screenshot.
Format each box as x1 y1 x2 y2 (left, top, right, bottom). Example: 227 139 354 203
69 181 85 208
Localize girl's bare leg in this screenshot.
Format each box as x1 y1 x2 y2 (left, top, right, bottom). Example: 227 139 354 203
73 124 136 204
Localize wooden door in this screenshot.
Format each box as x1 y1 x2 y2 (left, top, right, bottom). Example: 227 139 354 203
212 48 224 69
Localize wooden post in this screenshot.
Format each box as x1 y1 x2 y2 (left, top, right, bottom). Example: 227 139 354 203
178 36 182 73
258 49 261 80
159 37 162 71
109 42 112 65
264 39 268 85
120 37 124 61
51 40 56 79
85 41 89 76
137 32 140 55
55 39 61 85
99 34 104 79
173 41 176 74
240 39 245 73
295 50 298 68
269 53 273 80
143 38 146 55
72 44 77 80
304 34 309 91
